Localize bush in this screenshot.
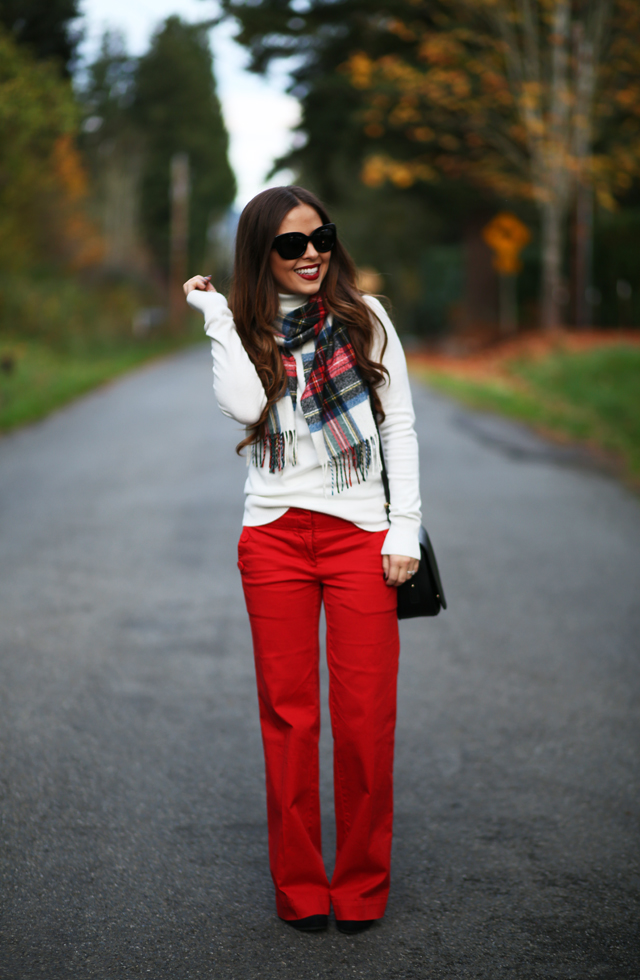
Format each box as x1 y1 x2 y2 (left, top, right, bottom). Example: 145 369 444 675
0 271 146 352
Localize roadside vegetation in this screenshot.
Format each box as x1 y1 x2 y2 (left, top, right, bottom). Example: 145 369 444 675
0 337 188 432
0 6 234 435
0 271 203 432
410 336 640 484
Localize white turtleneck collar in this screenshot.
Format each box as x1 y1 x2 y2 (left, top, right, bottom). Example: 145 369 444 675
278 292 310 315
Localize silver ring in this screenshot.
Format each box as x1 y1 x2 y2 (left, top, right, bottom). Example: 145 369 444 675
407 570 416 577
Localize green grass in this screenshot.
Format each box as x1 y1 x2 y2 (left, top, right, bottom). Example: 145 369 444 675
0 338 192 433
418 344 640 481
0 269 205 433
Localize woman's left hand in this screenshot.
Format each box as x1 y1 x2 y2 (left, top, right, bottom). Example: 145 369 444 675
382 554 420 587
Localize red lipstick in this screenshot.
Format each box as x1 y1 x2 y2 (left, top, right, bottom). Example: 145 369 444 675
294 265 320 281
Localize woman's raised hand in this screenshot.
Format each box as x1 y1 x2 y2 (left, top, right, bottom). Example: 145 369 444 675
382 554 420 587
183 275 216 296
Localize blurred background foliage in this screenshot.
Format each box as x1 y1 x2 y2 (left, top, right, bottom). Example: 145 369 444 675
0 0 638 477
81 17 236 280
0 0 82 74
0 2 235 429
223 0 640 338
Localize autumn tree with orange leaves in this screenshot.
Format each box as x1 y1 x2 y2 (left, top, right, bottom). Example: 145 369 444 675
345 0 640 330
0 28 101 273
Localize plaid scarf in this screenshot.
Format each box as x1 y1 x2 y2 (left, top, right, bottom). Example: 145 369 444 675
251 294 380 493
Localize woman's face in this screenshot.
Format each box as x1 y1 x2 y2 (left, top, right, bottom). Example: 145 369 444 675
269 203 332 295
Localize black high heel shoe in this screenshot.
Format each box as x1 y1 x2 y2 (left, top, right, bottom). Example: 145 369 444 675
336 919 375 935
281 914 328 932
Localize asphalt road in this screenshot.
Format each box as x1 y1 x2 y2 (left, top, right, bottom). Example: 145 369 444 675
1 344 638 980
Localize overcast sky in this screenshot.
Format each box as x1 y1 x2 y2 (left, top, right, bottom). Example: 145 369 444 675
78 0 300 207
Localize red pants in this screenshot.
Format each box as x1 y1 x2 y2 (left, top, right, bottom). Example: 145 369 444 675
238 508 400 921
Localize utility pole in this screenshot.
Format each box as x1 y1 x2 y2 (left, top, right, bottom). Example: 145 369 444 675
169 152 190 329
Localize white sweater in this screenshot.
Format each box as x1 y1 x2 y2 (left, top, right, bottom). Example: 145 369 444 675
187 289 422 559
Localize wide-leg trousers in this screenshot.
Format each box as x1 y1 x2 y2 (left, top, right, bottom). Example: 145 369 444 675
237 508 400 921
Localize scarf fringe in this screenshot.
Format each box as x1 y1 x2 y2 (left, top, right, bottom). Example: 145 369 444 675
251 429 298 473
251 432 380 497
322 433 381 496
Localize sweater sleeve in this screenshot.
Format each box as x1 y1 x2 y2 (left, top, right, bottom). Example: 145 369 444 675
186 289 267 425
364 295 422 560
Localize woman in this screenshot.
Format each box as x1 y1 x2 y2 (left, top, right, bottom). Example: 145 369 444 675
184 186 421 935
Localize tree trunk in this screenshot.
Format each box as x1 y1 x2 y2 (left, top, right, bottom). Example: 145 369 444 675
169 152 190 330
574 181 593 328
499 274 517 336
100 138 146 276
540 198 564 331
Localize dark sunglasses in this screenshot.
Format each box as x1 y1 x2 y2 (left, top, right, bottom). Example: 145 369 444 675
271 223 337 260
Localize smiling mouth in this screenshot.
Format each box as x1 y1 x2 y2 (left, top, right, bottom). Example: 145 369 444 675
294 265 320 281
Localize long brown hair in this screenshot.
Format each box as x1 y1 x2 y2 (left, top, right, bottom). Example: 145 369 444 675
228 185 388 455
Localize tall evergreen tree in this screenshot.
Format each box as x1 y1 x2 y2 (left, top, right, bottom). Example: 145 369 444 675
79 32 146 277
0 0 81 75
221 0 482 333
81 30 136 142
222 0 413 204
132 16 236 276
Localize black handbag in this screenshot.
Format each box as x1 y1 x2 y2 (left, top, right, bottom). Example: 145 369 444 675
375 417 447 619
395 524 447 619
